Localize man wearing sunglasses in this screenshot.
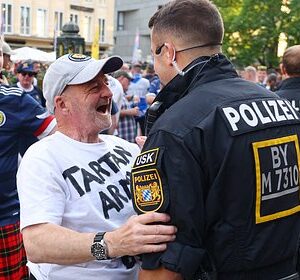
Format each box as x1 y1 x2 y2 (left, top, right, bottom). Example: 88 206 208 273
14 61 46 107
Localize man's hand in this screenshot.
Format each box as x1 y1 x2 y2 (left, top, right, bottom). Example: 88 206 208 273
104 212 176 258
136 136 147 149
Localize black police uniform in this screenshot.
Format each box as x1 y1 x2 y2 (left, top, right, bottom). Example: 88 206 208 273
276 77 300 112
130 54 300 280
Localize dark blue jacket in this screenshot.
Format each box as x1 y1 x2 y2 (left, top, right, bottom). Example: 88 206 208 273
276 77 300 112
0 85 52 226
131 55 300 280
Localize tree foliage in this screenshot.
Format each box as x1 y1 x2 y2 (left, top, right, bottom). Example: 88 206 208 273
213 0 300 68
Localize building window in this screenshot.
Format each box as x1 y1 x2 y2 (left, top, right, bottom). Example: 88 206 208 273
54 11 63 31
83 16 92 42
117 12 124 31
70 14 78 24
37 9 47 36
20 6 30 35
1 3 12 33
99 18 105 42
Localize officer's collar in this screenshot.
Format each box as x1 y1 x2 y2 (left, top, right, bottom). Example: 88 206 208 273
277 76 300 90
153 54 237 108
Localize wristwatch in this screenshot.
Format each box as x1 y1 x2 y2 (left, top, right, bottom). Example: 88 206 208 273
91 232 109 260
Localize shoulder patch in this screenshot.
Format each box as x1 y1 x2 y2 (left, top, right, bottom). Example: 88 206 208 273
253 134 300 223
0 111 6 127
132 148 159 170
131 168 163 213
131 147 169 214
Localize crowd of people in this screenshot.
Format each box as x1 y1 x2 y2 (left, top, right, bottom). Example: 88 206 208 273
1 0 300 279
241 64 281 92
0 39 290 143
0 45 161 143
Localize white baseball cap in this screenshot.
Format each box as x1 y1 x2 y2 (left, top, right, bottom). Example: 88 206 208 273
43 53 123 114
2 41 15 55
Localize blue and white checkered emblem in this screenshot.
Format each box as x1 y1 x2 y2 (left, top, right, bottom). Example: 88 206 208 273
142 189 152 201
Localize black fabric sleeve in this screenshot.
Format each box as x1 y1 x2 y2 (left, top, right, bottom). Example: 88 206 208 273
132 130 209 279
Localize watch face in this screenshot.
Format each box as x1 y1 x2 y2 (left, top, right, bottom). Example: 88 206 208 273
91 242 107 260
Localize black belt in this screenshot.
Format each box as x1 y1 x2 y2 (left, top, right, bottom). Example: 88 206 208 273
218 257 297 280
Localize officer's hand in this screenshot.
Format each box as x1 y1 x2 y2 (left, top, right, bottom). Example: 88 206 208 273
104 212 177 258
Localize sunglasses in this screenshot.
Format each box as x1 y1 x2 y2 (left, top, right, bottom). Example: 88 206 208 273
21 72 35 77
155 42 223 55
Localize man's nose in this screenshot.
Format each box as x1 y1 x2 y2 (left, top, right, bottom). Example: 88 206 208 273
102 84 113 98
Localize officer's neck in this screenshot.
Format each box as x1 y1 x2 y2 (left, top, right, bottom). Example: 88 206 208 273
177 47 221 70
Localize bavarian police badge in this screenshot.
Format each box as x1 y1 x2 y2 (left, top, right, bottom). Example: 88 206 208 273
131 147 168 213
131 168 163 213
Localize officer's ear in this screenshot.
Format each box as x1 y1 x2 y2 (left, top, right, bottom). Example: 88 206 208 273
164 42 176 65
280 63 287 77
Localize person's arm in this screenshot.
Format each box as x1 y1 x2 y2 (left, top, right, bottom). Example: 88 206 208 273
120 106 140 117
23 223 95 264
131 131 207 280
22 212 176 265
20 93 57 139
139 267 183 280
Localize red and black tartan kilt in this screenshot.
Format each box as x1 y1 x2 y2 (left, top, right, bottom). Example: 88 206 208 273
0 221 29 280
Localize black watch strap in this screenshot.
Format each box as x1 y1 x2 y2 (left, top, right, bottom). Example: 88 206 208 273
91 232 109 260
94 232 105 242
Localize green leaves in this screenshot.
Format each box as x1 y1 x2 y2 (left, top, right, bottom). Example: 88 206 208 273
213 0 300 67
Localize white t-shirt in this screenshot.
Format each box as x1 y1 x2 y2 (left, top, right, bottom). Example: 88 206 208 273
17 132 140 280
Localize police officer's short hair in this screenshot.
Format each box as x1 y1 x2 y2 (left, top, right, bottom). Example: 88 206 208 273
148 0 224 46
282 45 300 76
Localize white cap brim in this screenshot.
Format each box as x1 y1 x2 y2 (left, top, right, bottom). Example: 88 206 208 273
68 56 123 85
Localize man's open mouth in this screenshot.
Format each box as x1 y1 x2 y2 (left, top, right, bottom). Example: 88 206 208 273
96 104 109 113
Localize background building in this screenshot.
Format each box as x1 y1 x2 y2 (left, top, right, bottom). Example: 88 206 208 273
1 0 115 55
113 0 168 63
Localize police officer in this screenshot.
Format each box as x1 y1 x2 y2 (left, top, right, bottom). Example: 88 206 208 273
276 45 300 112
130 1 300 279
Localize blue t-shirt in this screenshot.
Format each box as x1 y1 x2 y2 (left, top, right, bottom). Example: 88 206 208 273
0 85 54 226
